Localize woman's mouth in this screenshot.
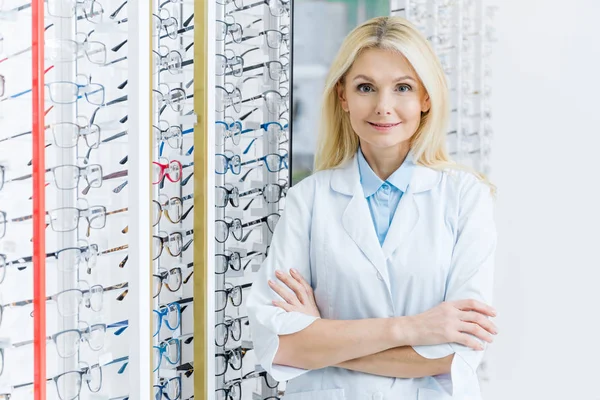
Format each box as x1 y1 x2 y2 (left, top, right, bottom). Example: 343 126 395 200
367 121 401 131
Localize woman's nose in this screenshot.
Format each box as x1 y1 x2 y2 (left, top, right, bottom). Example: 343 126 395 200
374 94 393 116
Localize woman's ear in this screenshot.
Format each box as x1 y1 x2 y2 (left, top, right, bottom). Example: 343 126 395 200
421 94 431 113
336 82 349 112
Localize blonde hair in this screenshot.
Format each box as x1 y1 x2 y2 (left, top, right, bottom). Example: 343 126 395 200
313 16 497 197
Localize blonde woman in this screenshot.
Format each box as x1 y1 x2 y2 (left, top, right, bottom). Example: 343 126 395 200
247 16 498 400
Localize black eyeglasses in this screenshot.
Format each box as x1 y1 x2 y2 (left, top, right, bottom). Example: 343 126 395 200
215 346 252 376
215 217 243 243
152 267 183 298
215 283 252 312
242 369 279 389
215 185 240 208
239 182 287 210
153 229 194 260
215 315 249 347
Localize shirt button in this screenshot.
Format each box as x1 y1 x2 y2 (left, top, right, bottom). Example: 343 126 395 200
381 183 390 192
376 272 383 281
373 392 384 400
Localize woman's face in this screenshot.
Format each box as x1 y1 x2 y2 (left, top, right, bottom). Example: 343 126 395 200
337 48 430 155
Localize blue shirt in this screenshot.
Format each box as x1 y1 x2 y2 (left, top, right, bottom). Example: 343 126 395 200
357 148 415 246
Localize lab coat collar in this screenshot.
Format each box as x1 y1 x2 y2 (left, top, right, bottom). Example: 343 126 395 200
330 152 441 196
357 147 415 196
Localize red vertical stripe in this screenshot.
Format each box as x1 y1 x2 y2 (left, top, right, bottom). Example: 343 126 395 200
31 0 46 399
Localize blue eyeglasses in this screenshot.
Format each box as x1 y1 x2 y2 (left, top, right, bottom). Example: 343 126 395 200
153 302 181 337
215 153 242 175
154 376 181 400
153 338 181 372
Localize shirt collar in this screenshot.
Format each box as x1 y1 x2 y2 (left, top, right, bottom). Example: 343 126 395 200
357 147 415 197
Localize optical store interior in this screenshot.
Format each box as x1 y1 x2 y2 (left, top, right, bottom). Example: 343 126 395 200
0 0 598 399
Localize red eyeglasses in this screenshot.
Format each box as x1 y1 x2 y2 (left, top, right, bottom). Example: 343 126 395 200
152 158 182 184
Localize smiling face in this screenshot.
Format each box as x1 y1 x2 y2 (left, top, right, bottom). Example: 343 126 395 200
337 47 431 157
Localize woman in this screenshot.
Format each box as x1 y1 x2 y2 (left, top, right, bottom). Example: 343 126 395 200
246 16 498 400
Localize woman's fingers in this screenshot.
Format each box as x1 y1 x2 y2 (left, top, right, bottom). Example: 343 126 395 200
274 269 307 303
272 300 294 312
454 331 486 351
460 310 498 335
268 279 299 305
458 320 494 347
290 268 312 294
452 299 497 318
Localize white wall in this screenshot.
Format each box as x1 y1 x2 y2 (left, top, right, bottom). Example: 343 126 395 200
482 0 600 398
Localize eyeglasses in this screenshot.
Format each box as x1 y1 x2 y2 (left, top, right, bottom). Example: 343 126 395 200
242 369 279 389
215 379 241 400
215 250 261 275
215 217 243 243
215 283 252 312
152 267 183 298
153 338 181 372
1 76 105 106
52 362 102 400
152 229 193 260
48 205 106 234
52 323 107 358
46 0 105 23
215 315 248 347
241 151 288 173
215 153 242 175
4 242 103 274
0 254 5 284
153 158 183 184
153 46 183 74
2 282 127 317
154 376 181 400
216 118 243 145
241 89 289 114
0 210 5 239
215 185 239 208
215 346 251 376
152 194 193 226
230 0 290 17
216 84 242 112
153 302 181 337
153 85 188 112
239 182 286 207
240 213 280 242
216 19 243 43
154 120 190 150
45 31 107 65
233 27 290 49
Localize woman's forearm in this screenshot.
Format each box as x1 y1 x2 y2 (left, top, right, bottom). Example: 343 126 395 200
273 316 414 370
335 346 454 378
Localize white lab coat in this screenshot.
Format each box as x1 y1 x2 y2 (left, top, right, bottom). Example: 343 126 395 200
246 154 497 400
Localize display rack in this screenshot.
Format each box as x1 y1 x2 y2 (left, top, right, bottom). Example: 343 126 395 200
0 0 293 399
391 0 496 176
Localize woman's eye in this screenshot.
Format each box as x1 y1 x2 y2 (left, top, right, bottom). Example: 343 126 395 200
397 84 412 92
357 84 374 93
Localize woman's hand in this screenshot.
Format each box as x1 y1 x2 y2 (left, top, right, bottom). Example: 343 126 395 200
409 300 499 350
268 268 321 318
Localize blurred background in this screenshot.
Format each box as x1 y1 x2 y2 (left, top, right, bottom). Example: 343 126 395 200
291 0 600 399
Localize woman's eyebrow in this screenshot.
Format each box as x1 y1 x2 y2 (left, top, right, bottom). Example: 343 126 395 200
352 74 417 83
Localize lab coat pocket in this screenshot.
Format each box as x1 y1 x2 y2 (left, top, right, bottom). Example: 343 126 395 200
281 388 346 400
417 388 452 400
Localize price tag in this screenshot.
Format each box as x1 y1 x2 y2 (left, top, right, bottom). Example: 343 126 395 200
179 113 197 125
